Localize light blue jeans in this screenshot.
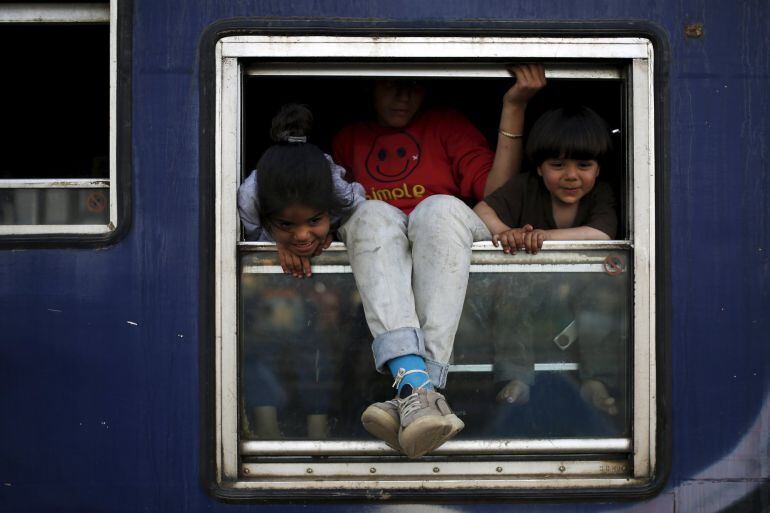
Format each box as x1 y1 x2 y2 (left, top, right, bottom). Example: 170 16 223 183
337 195 491 388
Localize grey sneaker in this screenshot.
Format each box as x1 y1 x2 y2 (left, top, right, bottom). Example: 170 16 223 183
361 398 401 451
398 387 464 459
361 394 464 455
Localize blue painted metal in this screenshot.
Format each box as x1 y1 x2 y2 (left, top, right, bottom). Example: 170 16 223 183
1 0 768 511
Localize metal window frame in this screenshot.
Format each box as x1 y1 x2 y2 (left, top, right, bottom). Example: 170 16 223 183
0 2 117 237
213 34 657 495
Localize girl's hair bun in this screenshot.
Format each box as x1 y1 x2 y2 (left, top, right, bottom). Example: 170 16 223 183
270 103 313 143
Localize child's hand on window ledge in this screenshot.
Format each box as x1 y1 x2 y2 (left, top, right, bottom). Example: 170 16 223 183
276 235 330 278
522 228 549 254
492 224 534 254
276 243 313 278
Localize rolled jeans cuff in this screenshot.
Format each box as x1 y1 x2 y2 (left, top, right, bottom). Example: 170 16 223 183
371 327 450 389
424 359 449 389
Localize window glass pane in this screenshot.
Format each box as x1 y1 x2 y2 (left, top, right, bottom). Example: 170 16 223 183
452 265 631 439
239 250 631 442
239 264 374 440
0 188 109 225
0 25 109 180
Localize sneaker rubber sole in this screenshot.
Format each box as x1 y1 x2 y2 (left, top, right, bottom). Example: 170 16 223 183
399 414 460 459
361 402 401 451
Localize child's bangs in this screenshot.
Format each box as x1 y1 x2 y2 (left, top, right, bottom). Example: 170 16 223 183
532 137 603 166
527 106 612 166
555 121 609 161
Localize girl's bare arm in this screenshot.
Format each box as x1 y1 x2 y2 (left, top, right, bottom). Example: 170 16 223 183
483 64 546 196
540 226 611 241
473 201 511 235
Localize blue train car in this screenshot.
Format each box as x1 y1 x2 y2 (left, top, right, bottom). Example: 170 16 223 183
1 1 768 512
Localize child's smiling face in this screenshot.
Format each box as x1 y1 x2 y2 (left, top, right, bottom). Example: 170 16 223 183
269 204 330 256
537 158 600 206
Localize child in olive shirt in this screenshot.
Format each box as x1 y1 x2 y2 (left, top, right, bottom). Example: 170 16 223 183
474 105 616 255
474 105 621 417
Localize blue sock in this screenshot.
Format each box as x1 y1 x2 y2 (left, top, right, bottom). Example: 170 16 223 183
387 354 434 396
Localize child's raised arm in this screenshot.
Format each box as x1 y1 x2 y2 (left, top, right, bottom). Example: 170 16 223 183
483 64 546 196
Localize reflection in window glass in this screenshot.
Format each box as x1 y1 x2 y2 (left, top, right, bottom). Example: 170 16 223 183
452 269 630 439
239 251 631 442
239 269 373 440
0 188 110 225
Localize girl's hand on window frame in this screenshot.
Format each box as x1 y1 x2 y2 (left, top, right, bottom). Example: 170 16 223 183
523 228 549 254
492 224 534 254
504 63 547 108
276 243 313 278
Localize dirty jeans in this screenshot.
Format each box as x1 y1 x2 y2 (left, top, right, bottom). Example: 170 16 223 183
337 195 491 388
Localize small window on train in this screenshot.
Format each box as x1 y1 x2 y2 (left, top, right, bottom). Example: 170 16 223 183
0 3 117 239
212 35 660 498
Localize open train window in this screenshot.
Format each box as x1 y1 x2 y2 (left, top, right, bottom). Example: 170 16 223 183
212 34 659 498
0 2 120 240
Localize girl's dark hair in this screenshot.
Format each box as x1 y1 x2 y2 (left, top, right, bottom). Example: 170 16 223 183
526 106 612 168
256 104 345 229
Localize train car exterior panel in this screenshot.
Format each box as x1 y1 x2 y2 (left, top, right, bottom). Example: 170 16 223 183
1 0 768 511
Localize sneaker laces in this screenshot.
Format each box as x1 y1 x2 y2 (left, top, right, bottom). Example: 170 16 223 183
392 368 432 390
393 369 433 418
399 391 425 418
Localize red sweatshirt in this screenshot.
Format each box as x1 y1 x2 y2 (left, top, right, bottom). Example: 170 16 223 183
332 108 494 214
